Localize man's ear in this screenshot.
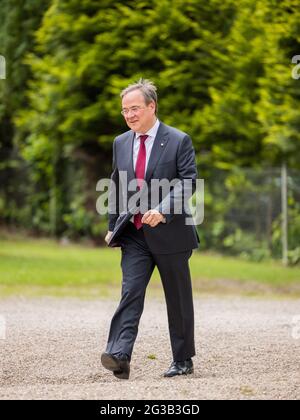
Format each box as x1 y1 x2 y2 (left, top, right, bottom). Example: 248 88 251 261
149 101 156 113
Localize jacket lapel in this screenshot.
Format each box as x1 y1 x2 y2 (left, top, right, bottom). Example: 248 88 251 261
145 122 169 183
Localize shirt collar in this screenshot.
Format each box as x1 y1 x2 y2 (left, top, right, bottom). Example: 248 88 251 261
135 118 160 140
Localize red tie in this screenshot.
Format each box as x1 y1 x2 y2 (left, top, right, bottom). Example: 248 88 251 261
134 135 148 229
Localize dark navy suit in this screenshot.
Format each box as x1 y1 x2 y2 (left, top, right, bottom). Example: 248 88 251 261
106 122 199 361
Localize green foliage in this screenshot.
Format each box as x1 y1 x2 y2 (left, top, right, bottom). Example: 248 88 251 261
272 202 300 263
223 229 272 262
0 0 299 260
0 0 51 229
199 167 300 263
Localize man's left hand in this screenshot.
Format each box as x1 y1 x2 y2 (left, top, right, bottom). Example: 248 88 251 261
141 209 165 227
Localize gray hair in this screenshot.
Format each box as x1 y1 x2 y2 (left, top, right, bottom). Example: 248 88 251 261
120 78 158 115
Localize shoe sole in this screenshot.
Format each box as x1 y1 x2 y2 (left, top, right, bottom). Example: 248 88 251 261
113 369 129 380
101 353 120 372
101 353 130 380
164 367 194 378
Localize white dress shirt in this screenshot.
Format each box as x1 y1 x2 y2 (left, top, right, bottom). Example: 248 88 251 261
133 118 160 172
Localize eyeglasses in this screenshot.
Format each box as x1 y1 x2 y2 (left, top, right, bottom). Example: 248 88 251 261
121 106 146 116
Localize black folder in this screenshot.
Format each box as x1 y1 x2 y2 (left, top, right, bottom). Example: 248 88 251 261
107 211 134 247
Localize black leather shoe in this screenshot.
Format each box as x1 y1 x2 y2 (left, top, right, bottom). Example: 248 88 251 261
101 352 130 380
163 359 194 377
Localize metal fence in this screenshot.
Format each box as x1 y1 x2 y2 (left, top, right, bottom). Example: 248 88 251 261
202 165 300 264
1 161 300 264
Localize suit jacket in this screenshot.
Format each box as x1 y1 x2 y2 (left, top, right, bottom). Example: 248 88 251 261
107 121 200 254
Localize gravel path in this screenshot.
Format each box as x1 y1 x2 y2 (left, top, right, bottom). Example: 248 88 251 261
0 296 299 400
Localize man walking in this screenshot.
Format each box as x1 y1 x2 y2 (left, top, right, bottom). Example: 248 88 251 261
101 79 199 379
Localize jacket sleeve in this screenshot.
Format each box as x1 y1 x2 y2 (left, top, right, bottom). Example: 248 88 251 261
108 139 119 231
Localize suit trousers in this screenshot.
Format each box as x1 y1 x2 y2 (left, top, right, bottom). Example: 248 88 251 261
106 222 195 362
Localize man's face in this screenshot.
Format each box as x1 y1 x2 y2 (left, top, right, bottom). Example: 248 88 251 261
121 89 156 133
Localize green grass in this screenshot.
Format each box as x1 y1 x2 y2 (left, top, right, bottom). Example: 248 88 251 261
0 234 299 298
191 252 300 284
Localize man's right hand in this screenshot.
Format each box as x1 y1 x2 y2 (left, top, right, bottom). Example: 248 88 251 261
105 231 113 245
